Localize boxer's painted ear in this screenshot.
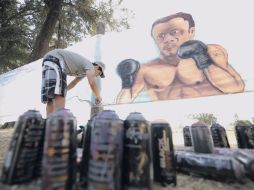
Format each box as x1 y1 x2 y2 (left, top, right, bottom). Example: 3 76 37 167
189 27 195 37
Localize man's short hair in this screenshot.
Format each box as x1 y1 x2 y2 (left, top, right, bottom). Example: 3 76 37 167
151 12 195 37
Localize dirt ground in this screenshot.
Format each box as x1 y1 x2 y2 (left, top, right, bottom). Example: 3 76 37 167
0 128 253 190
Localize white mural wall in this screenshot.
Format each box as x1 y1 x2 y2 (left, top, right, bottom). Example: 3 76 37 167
1 0 254 128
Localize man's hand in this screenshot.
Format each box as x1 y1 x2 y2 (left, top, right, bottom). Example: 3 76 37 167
95 96 102 104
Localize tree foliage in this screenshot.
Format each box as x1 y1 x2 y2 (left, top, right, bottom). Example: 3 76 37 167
0 0 32 73
0 0 132 74
188 113 217 126
230 114 252 126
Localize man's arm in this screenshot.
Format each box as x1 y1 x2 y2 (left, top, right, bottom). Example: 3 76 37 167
67 77 83 91
206 44 245 93
86 70 102 102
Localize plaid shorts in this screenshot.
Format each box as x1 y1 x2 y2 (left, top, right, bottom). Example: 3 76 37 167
41 61 67 104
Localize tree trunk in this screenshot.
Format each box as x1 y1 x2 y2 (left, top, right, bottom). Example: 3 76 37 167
28 0 62 62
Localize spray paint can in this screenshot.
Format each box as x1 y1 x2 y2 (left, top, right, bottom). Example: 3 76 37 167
77 125 85 148
246 124 254 148
87 110 124 190
176 146 254 181
151 120 176 186
183 126 192 147
235 122 254 149
175 150 246 182
210 123 230 148
177 146 254 156
1 110 44 184
76 125 85 178
190 122 214 153
123 112 151 190
34 118 46 177
80 115 97 188
233 150 254 181
42 108 77 190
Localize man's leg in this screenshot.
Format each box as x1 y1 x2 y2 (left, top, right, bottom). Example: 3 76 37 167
43 60 66 116
46 101 54 117
53 95 66 112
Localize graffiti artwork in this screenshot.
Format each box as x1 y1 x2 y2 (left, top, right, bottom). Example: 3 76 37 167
116 12 245 104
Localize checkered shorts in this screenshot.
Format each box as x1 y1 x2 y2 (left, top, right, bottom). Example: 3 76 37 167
41 61 67 104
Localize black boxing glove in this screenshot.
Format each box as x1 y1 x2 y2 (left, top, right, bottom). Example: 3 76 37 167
116 59 140 89
177 40 213 70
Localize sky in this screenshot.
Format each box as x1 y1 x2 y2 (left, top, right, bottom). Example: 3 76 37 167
1 0 254 131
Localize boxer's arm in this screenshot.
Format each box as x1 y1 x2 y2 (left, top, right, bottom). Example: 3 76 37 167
116 88 132 104
178 40 245 93
206 44 245 93
116 59 143 103
130 66 145 101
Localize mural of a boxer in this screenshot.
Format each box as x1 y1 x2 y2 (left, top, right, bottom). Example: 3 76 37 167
116 12 245 104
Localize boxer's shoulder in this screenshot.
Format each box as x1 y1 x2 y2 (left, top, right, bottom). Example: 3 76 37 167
208 44 226 52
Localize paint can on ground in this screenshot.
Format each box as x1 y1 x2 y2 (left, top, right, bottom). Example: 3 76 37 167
190 122 214 153
1 110 44 184
123 112 151 190
151 120 176 187
87 110 124 190
183 126 192 147
210 123 230 148
42 108 77 190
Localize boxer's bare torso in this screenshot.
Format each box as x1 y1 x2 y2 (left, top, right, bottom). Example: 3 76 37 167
132 44 244 101
138 59 220 100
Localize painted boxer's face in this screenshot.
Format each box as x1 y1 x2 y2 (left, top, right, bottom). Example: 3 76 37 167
152 17 195 58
